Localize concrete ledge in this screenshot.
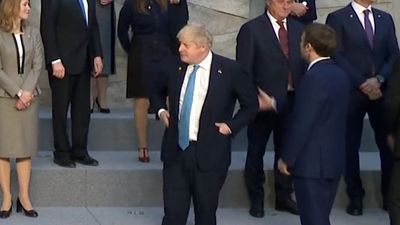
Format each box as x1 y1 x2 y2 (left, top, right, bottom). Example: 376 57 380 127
4 151 385 208
39 108 380 152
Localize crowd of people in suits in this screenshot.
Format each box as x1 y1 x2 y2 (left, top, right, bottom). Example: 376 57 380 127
0 0 400 225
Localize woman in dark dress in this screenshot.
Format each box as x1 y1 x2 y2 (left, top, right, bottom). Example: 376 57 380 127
118 0 188 162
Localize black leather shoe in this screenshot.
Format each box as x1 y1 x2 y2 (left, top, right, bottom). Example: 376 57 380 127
73 155 99 166
249 200 264 218
95 98 110 114
16 198 38 218
0 203 12 219
346 200 363 216
276 197 299 215
53 158 76 168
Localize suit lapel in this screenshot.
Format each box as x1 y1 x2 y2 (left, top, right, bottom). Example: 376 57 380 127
261 15 286 59
372 8 383 52
175 63 187 117
346 4 373 51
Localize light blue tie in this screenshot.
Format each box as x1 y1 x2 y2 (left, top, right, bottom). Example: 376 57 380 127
178 65 200 150
78 0 88 25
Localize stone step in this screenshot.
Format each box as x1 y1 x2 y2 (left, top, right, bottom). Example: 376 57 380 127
5 151 384 208
39 107 378 152
1 207 389 225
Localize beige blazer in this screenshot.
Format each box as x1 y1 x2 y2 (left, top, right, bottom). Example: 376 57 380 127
0 25 44 98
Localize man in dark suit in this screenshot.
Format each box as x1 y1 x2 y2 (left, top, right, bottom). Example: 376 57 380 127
385 57 400 225
152 23 258 225
326 0 399 215
236 0 306 217
290 0 317 25
40 0 103 168
276 23 350 225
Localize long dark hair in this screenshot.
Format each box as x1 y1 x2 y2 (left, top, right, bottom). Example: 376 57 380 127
135 0 168 14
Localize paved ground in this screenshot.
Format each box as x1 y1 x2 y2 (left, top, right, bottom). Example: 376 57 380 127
2 207 389 225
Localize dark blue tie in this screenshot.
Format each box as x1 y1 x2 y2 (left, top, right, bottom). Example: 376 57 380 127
178 65 200 150
78 0 88 25
363 9 374 48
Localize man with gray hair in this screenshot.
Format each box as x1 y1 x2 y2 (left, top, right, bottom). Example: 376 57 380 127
152 23 258 225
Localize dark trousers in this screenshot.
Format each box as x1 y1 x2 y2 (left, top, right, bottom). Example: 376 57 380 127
294 177 339 225
245 95 294 203
345 92 394 203
48 70 91 160
162 143 228 225
388 159 400 225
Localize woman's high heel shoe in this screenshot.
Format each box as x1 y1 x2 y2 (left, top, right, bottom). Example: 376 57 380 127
16 198 38 218
0 203 12 219
138 147 150 163
95 98 110 114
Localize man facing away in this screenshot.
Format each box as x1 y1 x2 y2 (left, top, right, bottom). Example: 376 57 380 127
275 23 350 225
40 0 103 168
326 0 399 215
152 23 258 225
236 0 306 217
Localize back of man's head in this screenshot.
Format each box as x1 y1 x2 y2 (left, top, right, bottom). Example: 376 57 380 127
302 23 337 57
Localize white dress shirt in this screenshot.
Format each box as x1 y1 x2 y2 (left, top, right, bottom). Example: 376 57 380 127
178 51 212 141
351 1 375 32
267 11 288 41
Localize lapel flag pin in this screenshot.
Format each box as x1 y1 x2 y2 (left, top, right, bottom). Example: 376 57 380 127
350 14 354 18
218 69 223 75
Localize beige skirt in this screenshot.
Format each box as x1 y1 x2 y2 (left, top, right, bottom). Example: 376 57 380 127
0 97 38 158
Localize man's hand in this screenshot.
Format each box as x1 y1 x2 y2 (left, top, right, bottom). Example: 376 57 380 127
52 61 65 79
388 134 396 152
291 2 308 17
278 158 291 176
360 78 382 100
100 0 112 5
159 110 170 128
258 88 275 111
169 0 180 4
215 123 232 136
93 56 103 77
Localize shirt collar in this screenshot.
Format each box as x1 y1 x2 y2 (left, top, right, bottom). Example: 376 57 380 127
307 57 330 71
193 51 212 71
266 11 287 25
352 1 373 15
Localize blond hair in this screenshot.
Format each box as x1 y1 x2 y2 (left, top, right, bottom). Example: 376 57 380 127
177 23 213 48
0 0 26 33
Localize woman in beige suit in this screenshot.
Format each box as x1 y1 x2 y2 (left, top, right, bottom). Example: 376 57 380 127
0 0 43 218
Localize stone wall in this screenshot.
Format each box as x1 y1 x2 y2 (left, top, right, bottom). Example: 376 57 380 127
30 0 399 107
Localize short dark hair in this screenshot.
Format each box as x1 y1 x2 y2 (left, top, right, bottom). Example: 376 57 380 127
302 23 337 57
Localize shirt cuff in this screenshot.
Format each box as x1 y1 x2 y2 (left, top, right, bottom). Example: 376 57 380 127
52 59 61 64
158 108 167 118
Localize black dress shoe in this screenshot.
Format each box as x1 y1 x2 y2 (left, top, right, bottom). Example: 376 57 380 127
346 200 363 216
53 158 76 168
0 203 12 219
73 155 99 166
16 198 38 218
249 200 264 218
276 197 299 215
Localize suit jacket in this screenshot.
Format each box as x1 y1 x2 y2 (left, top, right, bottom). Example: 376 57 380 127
385 57 400 157
152 53 258 171
40 0 102 75
168 0 188 54
0 26 43 98
291 0 317 25
281 59 350 178
326 4 399 88
236 13 306 110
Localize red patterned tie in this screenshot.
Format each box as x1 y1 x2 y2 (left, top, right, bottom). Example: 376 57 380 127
276 20 293 89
